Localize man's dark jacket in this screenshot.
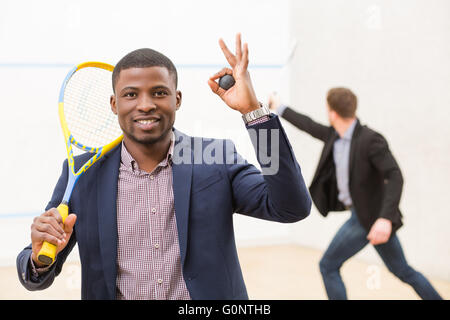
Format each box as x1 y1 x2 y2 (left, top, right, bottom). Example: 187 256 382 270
17 115 311 299
281 107 403 233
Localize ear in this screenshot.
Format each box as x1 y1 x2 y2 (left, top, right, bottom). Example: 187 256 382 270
329 109 338 121
175 90 182 110
110 95 117 115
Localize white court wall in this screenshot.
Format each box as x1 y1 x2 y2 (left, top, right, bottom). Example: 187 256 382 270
286 0 450 280
0 0 292 266
1 0 448 284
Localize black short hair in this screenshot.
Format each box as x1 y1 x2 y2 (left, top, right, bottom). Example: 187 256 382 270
112 48 178 92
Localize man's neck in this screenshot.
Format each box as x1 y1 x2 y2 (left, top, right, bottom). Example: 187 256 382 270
333 117 357 138
122 134 172 173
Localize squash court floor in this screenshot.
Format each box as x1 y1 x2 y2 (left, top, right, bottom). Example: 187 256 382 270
1 244 449 300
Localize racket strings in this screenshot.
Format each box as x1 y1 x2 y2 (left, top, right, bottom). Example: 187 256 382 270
63 67 122 149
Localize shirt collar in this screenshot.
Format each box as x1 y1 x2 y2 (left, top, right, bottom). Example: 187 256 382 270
120 131 175 172
341 119 357 141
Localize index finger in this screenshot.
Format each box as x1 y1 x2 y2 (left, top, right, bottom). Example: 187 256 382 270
44 208 63 225
209 67 233 81
219 38 237 67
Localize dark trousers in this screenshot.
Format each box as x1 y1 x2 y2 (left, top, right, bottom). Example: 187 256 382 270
319 210 443 300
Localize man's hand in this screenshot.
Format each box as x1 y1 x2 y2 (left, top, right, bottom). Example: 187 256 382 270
30 208 77 267
208 33 260 114
268 92 281 111
367 218 392 246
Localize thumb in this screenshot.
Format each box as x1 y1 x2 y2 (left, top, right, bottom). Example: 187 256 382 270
366 228 374 241
64 214 77 233
207 79 224 97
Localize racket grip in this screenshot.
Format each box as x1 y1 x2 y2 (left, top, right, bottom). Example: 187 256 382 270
36 202 69 266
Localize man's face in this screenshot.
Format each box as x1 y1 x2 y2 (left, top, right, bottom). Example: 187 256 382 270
110 66 181 146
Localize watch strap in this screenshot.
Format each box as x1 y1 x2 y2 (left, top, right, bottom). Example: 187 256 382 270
242 104 270 125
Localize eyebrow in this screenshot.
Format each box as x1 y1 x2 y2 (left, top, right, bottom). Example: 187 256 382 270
119 86 138 94
151 85 172 92
119 85 172 95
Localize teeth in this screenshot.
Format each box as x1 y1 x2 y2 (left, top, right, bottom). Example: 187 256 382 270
137 119 156 124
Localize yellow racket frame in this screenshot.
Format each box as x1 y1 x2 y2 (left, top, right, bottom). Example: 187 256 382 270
37 62 123 265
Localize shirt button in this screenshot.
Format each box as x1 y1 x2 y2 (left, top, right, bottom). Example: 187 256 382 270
157 279 163 284
150 175 154 180
151 208 156 213
154 243 159 249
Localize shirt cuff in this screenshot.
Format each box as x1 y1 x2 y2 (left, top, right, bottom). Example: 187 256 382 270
277 104 288 116
29 254 54 277
246 115 270 126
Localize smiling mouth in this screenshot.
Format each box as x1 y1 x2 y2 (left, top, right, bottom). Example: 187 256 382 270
134 118 160 130
136 119 158 124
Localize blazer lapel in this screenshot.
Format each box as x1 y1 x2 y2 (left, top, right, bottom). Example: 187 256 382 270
315 131 339 176
348 119 361 185
171 129 193 268
96 144 121 299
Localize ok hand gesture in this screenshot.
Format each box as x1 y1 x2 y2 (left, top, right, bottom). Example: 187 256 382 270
208 33 260 114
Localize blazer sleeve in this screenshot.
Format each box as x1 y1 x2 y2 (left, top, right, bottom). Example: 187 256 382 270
368 132 404 221
225 115 312 223
280 106 331 142
16 160 77 291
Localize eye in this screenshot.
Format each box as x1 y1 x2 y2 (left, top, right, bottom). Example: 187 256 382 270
123 92 137 98
154 90 168 97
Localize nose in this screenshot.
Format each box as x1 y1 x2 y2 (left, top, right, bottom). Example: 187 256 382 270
136 94 156 112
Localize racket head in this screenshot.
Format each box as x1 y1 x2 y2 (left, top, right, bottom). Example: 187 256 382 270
59 62 123 152
58 62 123 174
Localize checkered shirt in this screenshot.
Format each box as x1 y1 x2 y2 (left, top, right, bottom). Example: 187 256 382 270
115 135 191 300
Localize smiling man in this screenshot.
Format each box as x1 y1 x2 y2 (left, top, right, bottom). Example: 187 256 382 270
17 34 311 300
110 57 181 173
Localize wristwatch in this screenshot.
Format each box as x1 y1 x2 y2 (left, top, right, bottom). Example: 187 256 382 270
242 103 270 125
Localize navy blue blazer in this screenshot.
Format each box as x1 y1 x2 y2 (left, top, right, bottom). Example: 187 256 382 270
17 115 311 299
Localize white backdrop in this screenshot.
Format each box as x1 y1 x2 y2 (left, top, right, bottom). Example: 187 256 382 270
0 0 292 265
286 0 450 281
0 0 448 282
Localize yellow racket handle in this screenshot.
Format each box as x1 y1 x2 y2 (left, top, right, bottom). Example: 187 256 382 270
36 203 69 266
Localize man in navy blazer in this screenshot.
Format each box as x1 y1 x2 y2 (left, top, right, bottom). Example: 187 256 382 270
17 34 311 299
